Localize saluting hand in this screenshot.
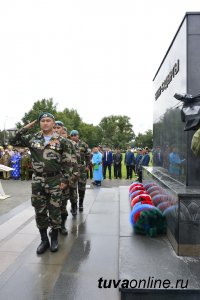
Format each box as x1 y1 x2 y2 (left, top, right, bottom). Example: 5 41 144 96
23 120 37 130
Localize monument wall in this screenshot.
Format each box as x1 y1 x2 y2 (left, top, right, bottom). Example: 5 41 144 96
145 13 200 256
153 13 200 186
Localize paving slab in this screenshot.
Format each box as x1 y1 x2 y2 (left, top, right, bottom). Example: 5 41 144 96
0 180 31 216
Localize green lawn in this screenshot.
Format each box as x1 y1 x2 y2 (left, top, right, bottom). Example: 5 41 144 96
104 152 152 180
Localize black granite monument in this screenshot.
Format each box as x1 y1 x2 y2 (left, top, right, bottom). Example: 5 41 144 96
144 12 200 256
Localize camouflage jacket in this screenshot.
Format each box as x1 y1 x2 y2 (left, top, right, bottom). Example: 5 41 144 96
64 138 80 181
20 154 31 167
77 140 90 168
11 128 78 184
70 140 81 171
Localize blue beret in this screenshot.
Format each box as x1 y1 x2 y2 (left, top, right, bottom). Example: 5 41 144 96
70 130 79 136
38 112 55 122
55 120 64 127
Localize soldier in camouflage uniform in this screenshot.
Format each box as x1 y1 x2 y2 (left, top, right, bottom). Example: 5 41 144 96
11 113 78 254
20 149 31 180
68 131 81 216
70 130 90 212
53 121 79 233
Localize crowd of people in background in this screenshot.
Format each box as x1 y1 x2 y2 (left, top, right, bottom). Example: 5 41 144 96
0 144 151 184
89 145 150 185
0 141 188 184
1 142 187 183
0 141 185 181
0 146 32 180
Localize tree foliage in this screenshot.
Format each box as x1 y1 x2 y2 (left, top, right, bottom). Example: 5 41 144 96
79 123 103 148
16 98 57 132
56 108 82 133
13 98 153 150
134 129 153 149
0 130 5 145
99 115 135 149
15 98 103 147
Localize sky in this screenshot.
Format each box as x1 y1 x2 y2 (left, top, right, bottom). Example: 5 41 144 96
0 0 199 134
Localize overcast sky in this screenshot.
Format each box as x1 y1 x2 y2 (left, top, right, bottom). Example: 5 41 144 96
0 0 199 134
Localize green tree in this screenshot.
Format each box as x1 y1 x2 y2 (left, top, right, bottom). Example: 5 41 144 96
134 129 153 149
80 123 103 148
15 100 136 149
99 115 135 149
16 98 57 132
0 130 5 145
56 108 82 133
16 99 83 134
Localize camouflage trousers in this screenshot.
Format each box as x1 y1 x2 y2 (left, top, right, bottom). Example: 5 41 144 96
31 175 62 230
78 171 87 191
77 171 87 202
59 172 86 214
60 183 78 214
21 166 29 180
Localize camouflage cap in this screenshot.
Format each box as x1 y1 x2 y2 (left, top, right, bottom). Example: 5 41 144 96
38 112 55 122
70 130 79 136
55 120 64 127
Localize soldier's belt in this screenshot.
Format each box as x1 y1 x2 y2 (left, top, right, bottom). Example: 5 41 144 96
34 171 61 178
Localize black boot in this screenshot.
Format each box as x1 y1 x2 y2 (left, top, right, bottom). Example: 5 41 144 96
70 203 77 216
78 190 85 212
79 198 84 212
59 213 68 235
37 229 50 254
50 229 59 252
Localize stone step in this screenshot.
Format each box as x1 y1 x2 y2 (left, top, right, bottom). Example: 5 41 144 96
0 206 34 243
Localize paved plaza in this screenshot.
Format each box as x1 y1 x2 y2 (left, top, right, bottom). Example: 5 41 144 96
0 180 200 299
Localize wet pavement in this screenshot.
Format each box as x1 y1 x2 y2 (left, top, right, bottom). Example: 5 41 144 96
0 178 131 217
0 180 200 299
50 187 120 300
0 180 123 300
0 180 31 216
